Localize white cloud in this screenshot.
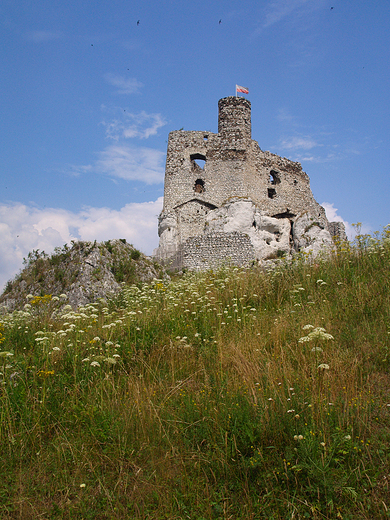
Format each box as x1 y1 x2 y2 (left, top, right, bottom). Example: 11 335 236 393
95 144 165 184
0 199 163 292
280 136 319 151
103 111 167 140
69 144 165 184
321 202 371 240
105 73 143 95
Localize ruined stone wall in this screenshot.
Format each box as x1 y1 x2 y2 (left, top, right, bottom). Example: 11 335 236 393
155 96 345 268
182 232 255 271
161 97 326 219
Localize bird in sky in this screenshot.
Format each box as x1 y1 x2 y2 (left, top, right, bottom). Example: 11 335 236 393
219 19 222 24
137 20 140 25
330 6 334 9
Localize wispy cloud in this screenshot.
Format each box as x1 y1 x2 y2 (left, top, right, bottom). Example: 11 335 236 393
263 0 311 28
0 198 164 291
95 144 165 184
68 144 165 184
280 136 319 151
105 73 143 95
102 111 167 140
251 0 325 39
261 0 324 29
277 108 294 123
26 30 62 43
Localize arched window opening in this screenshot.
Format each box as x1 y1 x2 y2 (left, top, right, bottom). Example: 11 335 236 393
269 170 280 185
190 153 206 171
203 135 208 141
194 179 205 193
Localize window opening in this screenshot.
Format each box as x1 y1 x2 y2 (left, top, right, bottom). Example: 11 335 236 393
203 135 208 141
190 153 206 171
194 179 205 193
268 188 276 199
269 170 280 185
194 159 205 169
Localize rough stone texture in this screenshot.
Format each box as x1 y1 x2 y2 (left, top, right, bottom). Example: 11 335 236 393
0 240 164 312
293 213 335 258
154 96 346 269
183 232 256 271
328 221 348 242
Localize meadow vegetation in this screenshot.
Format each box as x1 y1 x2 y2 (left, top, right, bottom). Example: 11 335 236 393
1 226 390 519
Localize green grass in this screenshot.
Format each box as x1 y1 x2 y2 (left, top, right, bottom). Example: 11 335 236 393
1 227 390 519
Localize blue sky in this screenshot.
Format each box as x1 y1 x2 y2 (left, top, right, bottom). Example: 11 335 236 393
1 0 389 290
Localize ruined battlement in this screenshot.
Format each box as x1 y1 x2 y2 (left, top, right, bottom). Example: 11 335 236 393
154 96 346 269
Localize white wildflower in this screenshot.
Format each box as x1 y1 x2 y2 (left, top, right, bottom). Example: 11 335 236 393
318 364 330 371
302 324 314 330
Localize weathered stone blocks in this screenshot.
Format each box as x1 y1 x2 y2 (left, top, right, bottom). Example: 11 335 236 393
154 96 346 269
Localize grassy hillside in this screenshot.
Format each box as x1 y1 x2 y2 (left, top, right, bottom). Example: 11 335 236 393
1 227 390 519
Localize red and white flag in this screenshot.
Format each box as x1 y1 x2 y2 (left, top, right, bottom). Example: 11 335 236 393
236 85 249 94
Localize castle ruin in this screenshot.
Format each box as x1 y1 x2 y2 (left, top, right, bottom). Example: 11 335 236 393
154 96 346 269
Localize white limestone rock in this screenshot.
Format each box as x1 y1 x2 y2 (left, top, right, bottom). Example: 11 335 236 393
206 199 291 261
155 213 179 260
293 213 334 257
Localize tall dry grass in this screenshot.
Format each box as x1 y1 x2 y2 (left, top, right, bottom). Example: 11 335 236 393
0 227 390 518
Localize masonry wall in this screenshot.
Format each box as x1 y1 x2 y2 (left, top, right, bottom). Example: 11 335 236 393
182 232 256 271
161 97 326 223
155 96 341 267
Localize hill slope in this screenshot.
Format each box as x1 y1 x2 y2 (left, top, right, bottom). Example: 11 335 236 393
0 228 389 519
0 239 165 311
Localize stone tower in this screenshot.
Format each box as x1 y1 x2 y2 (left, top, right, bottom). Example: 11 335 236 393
154 96 346 269
218 96 252 147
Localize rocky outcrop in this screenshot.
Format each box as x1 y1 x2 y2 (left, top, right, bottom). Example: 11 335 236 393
157 198 343 270
0 239 165 312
